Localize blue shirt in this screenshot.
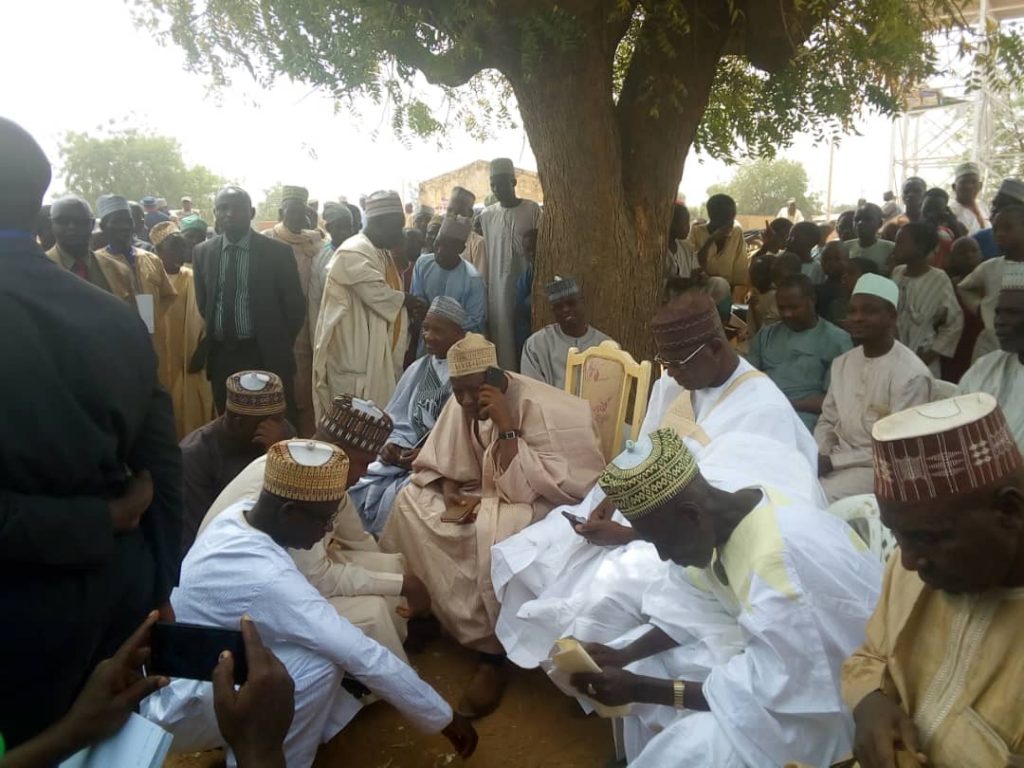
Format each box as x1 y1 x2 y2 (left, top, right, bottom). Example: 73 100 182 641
973 227 998 261
411 254 486 334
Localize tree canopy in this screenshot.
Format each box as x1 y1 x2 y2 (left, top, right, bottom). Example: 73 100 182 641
139 0 1024 354
255 182 287 222
708 159 822 217
57 127 225 213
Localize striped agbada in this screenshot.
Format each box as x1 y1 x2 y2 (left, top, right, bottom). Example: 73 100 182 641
957 256 1019 361
890 265 964 375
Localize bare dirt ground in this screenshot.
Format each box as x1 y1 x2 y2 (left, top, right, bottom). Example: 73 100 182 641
165 635 615 768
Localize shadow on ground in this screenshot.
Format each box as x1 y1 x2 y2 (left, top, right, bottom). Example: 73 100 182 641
166 634 614 768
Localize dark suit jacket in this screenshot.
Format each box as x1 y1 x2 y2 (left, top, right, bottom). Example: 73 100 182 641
0 237 182 744
193 229 306 379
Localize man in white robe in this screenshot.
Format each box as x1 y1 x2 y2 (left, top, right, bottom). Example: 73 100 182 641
196 394 427 662
479 158 543 369
890 222 964 376
493 291 824 668
520 276 614 390
142 439 477 767
958 261 1024 451
380 333 605 717
948 161 989 235
816 275 934 502
350 297 467 534
313 190 427 419
567 429 880 767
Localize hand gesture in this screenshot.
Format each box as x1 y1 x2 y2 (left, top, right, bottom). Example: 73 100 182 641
818 454 834 477
573 519 637 547
109 470 154 532
852 691 927 768
588 497 617 523
443 487 480 525
441 713 479 759
213 617 295 768
403 294 428 321
397 574 432 619
569 667 640 707
252 416 291 450
62 611 167 747
380 442 404 466
711 224 732 246
478 384 512 431
582 642 630 670
398 447 421 469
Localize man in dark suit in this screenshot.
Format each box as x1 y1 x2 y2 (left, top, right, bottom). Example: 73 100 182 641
193 186 306 419
0 118 182 747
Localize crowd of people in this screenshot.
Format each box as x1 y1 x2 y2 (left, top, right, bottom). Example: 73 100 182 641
2 110 1023 768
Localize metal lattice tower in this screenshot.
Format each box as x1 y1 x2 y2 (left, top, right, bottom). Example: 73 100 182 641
889 0 1024 190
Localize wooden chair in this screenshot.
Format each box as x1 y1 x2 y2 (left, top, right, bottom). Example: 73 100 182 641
564 340 653 462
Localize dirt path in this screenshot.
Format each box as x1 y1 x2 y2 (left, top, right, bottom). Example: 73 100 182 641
167 636 615 768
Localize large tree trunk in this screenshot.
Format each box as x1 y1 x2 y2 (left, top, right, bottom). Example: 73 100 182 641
507 2 732 359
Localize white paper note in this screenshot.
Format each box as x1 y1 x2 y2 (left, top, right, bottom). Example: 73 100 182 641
135 294 155 334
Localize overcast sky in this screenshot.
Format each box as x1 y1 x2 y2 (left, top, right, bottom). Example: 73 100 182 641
5 0 906 212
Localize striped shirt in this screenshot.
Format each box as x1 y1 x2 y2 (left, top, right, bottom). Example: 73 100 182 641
891 265 964 359
214 230 253 339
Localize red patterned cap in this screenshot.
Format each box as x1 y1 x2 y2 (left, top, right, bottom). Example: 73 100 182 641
871 393 1022 503
651 292 724 355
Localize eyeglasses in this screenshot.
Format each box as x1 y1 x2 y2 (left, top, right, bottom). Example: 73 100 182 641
654 343 707 369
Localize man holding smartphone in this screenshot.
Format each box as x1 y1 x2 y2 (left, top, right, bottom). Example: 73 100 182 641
380 333 605 717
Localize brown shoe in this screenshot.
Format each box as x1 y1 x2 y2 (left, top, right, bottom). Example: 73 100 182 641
455 661 507 719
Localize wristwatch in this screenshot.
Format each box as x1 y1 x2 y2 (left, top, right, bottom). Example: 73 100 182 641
673 680 686 710
498 429 521 441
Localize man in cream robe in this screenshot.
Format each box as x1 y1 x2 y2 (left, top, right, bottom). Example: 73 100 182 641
196 394 420 661
816 275 935 502
843 393 1024 768
263 185 324 436
380 333 605 716
150 221 215 438
493 291 824 668
313 191 425 421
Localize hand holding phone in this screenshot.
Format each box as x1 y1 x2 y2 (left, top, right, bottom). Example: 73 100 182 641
148 622 248 685
561 510 587 529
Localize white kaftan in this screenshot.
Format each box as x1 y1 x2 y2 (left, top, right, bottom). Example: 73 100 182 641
958 349 1024 451
349 355 452 535
891 265 964 375
625 487 881 766
196 459 409 661
492 358 825 668
479 200 543 369
815 342 934 502
957 256 1013 361
519 324 614 390
949 199 989 235
141 504 451 768
312 233 408 420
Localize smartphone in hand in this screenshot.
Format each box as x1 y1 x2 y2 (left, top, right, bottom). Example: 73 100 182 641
148 622 248 685
484 366 505 389
561 510 588 528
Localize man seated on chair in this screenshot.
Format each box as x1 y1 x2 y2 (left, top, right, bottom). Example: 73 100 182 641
143 439 477 767
816 274 934 503
746 273 852 432
380 333 606 718
520 276 614 389
350 296 468 535
570 428 880 767
195 393 427 663
844 393 1024 768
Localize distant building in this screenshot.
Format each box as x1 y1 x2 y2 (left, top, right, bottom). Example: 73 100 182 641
418 160 544 212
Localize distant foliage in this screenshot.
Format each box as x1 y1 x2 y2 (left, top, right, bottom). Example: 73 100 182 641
708 159 823 217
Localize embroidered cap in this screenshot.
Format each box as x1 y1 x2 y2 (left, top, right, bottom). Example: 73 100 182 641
598 428 697 521
225 371 286 417
997 178 1024 205
490 158 515 177
96 194 131 221
437 214 472 242
426 296 468 329
871 393 1022 503
448 333 497 377
954 161 981 180
264 440 349 502
319 394 393 456
651 292 724 356
364 190 404 220
149 220 179 248
1001 260 1024 292
281 185 309 205
544 276 581 303
322 202 353 227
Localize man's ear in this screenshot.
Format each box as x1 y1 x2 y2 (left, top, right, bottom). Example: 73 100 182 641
995 484 1024 531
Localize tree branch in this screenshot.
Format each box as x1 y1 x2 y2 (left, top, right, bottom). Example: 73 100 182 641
388 33 487 88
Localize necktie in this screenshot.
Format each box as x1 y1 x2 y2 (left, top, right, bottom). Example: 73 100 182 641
71 258 89 279
222 245 238 341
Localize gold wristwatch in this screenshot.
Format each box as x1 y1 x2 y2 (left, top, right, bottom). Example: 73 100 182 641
673 680 686 710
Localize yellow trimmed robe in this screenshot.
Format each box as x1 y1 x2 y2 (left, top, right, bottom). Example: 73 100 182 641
842 553 1024 766
380 373 605 653
158 267 215 438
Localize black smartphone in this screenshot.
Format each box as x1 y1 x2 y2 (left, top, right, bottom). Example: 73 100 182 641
562 510 587 527
484 366 505 389
148 621 247 685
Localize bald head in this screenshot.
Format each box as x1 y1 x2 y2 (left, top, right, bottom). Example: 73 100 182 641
0 118 51 230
